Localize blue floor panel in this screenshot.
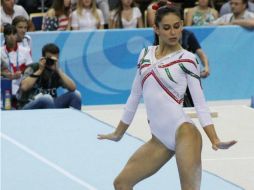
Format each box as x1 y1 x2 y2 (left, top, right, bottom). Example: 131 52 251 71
1 109 244 190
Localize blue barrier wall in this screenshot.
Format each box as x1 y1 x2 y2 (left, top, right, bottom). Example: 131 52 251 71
2 26 253 105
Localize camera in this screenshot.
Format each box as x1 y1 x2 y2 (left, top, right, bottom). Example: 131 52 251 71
45 57 56 66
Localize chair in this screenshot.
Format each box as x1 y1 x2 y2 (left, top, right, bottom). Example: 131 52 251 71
144 10 148 28
30 13 45 31
183 8 189 25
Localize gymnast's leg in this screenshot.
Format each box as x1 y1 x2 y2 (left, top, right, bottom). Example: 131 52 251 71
175 122 202 190
114 135 175 190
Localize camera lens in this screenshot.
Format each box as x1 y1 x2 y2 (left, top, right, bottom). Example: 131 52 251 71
46 58 55 66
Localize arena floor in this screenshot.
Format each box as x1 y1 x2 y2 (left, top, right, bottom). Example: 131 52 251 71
1 100 253 189
84 100 254 190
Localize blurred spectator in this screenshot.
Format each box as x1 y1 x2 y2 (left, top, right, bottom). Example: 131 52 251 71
220 0 254 16
42 0 72 31
213 0 254 27
71 0 110 28
109 0 143 28
12 16 32 53
17 43 81 110
181 29 210 78
180 29 210 107
185 0 218 26
134 0 152 18
16 0 53 14
0 0 35 31
71 0 104 30
1 24 33 98
108 0 119 10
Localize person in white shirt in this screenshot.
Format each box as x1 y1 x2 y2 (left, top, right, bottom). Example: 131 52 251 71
1 24 33 95
0 0 35 31
220 0 254 16
12 16 32 53
71 0 110 28
71 0 105 30
213 0 254 28
109 0 143 28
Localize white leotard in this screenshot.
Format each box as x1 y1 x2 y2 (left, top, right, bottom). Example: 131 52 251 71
121 46 213 150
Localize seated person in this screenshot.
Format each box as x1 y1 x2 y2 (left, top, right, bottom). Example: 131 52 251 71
185 0 218 26
109 0 143 28
17 43 82 110
0 0 35 31
70 0 105 30
213 0 254 28
220 0 254 16
42 0 72 31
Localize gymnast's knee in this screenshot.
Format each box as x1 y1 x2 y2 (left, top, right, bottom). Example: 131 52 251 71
177 122 201 137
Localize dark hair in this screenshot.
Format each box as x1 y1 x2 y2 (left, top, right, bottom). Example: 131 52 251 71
12 16 28 26
242 0 248 8
52 0 70 17
113 0 135 28
154 2 181 27
42 43 60 56
3 24 17 36
153 1 181 45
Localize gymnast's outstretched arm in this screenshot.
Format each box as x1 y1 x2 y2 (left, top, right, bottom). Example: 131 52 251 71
98 71 142 141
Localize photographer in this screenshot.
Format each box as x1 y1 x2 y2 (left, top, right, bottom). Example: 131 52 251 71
17 43 81 110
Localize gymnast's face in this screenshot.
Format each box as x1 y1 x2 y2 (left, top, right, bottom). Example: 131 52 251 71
154 13 183 47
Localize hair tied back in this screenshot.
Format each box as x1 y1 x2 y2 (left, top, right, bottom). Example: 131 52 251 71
152 1 174 11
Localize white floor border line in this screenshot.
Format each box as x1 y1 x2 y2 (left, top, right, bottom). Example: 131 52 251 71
0 132 98 190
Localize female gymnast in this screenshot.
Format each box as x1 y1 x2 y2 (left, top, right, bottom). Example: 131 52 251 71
98 1 237 189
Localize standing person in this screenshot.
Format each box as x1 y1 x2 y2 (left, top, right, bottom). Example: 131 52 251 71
70 0 105 30
109 0 143 28
147 1 210 107
12 16 32 53
1 24 33 97
42 0 72 31
98 2 237 190
181 28 210 107
17 43 82 110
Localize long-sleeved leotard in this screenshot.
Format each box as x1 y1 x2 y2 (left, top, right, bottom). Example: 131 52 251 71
121 46 213 150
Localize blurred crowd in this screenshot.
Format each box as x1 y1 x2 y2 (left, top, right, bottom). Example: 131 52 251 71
1 0 254 32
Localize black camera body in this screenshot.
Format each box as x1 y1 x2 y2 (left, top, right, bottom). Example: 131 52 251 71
45 57 56 66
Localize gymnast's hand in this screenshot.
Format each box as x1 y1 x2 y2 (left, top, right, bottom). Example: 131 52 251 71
97 132 123 142
98 121 128 142
212 140 237 150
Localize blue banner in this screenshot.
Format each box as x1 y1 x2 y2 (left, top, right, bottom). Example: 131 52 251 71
2 26 253 105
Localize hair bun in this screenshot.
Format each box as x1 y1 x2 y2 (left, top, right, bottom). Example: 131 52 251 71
152 4 159 10
152 1 174 11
